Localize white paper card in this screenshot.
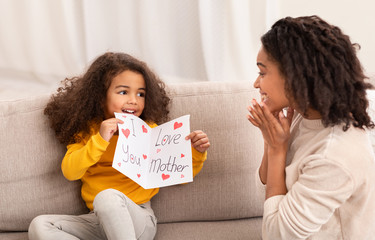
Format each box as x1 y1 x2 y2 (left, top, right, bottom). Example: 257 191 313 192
112 113 192 189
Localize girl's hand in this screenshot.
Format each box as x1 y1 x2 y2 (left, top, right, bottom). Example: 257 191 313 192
99 118 124 142
247 99 294 150
185 130 210 153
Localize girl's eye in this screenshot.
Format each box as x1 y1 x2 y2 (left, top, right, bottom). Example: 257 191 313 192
137 92 146 97
119 91 127 95
258 72 265 77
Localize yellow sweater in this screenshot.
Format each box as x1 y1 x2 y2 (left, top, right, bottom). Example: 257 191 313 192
61 123 207 210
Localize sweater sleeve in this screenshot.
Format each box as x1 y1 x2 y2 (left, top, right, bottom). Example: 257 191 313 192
61 132 109 180
192 147 207 177
262 159 354 240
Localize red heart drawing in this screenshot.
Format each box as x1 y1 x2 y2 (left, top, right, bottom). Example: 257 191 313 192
122 115 127 119
143 154 147 160
137 174 141 178
162 173 170 181
181 174 184 178
122 128 130 138
142 125 148 133
156 149 161 153
174 122 183 130
118 162 121 167
181 153 185 158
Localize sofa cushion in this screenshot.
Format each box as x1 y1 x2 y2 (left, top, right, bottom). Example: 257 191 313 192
155 218 262 240
0 95 88 231
152 81 264 223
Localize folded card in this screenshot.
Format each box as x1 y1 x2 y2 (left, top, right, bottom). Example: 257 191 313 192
112 113 192 189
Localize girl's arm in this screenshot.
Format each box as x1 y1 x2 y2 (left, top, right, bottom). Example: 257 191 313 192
191 148 207 177
61 132 109 180
62 118 123 180
186 130 210 177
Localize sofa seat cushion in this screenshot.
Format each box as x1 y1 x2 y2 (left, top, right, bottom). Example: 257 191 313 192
155 218 262 240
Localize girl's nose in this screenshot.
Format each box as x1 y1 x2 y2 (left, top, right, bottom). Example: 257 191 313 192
127 95 137 104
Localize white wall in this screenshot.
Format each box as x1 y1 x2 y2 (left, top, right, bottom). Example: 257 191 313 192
277 0 375 75
0 0 374 100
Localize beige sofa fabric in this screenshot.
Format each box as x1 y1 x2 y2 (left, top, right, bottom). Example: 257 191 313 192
0 81 264 239
153 81 264 222
0 95 88 231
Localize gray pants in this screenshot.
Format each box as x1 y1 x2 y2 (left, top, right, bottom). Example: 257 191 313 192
28 189 157 240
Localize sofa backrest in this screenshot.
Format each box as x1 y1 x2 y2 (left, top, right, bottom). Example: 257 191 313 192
0 95 88 231
152 81 264 223
0 81 264 232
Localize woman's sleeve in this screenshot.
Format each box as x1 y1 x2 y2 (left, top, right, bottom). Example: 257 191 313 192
262 159 354 240
61 132 110 180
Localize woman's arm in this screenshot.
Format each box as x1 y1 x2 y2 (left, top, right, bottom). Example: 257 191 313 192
265 145 287 199
259 143 268 185
247 100 293 199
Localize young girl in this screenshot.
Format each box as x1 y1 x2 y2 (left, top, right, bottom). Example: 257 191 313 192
248 16 375 239
28 52 210 240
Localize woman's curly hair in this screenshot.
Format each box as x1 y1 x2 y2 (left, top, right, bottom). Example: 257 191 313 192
44 52 170 145
261 15 374 130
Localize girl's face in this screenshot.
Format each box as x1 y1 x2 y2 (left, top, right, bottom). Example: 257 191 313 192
253 46 291 113
104 70 146 119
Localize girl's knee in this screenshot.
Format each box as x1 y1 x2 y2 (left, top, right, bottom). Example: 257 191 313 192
94 188 130 211
28 215 49 239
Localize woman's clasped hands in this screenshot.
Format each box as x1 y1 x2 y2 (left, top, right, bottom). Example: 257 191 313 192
247 98 294 151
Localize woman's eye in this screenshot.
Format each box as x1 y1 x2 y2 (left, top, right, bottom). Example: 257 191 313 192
258 72 265 77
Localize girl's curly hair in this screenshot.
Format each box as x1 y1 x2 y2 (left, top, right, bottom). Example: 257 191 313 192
44 52 170 145
261 15 374 131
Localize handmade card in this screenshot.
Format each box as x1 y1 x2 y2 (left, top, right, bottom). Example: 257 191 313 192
112 113 192 189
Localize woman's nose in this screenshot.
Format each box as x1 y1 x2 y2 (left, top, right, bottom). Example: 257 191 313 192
253 77 260 89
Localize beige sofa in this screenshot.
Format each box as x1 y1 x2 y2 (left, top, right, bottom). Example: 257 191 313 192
0 81 265 239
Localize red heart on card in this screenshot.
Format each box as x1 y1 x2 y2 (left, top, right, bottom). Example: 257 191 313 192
162 173 170 181
142 125 148 133
137 174 141 178
174 122 183 130
181 174 184 178
122 115 127 119
181 154 185 158
118 162 121 167
143 154 147 160
122 129 130 138
156 149 161 153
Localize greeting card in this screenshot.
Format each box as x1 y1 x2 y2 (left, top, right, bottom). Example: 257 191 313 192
112 113 192 189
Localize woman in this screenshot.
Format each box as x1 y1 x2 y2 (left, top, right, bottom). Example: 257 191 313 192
248 16 375 239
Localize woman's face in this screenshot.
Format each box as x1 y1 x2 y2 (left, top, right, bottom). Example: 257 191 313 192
104 70 146 119
253 46 291 113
